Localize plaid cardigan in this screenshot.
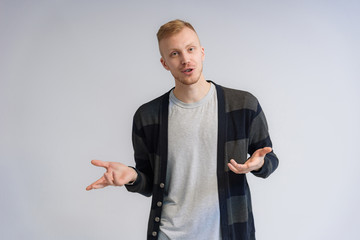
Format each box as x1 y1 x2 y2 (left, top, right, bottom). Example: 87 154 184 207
126 81 279 239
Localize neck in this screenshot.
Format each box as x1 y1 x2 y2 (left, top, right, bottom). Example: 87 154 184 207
173 75 211 103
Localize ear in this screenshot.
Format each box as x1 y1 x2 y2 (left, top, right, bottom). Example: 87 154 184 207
201 47 205 61
160 57 170 71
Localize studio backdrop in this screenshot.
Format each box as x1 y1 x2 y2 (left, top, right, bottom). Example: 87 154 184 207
1 0 359 239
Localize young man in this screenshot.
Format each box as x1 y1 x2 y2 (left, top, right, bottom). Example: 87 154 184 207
86 19 279 240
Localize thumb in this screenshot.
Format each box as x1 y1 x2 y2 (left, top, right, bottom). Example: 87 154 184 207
91 160 110 168
254 147 272 157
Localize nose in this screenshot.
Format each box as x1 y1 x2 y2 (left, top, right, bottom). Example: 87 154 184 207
181 52 190 65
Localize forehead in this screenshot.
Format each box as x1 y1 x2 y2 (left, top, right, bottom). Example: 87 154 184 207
159 27 200 51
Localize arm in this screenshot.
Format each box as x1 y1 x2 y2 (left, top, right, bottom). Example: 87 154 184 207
228 98 279 178
86 98 162 195
123 109 155 197
86 122 152 196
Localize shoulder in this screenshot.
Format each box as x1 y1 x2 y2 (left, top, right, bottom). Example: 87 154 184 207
215 83 259 113
135 94 165 116
133 91 170 127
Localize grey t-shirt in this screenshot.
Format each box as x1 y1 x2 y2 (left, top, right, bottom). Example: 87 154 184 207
159 83 221 240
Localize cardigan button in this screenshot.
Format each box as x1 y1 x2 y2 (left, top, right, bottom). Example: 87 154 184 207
160 183 165 188
157 201 162 207
152 231 157 237
155 217 160 222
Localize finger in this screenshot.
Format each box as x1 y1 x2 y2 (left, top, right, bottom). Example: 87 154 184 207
228 160 250 174
104 172 114 185
86 178 103 191
235 159 252 173
253 147 272 157
86 176 108 190
92 179 109 189
261 147 272 154
228 162 240 174
112 172 124 186
91 160 110 168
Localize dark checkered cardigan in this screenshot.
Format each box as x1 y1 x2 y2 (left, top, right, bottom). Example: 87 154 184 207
126 81 279 239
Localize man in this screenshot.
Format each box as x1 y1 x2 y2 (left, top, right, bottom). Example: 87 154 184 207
86 19 279 240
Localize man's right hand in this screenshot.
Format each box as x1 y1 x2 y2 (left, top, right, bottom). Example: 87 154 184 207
86 160 138 191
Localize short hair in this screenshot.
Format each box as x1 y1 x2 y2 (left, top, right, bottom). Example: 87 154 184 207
157 19 197 43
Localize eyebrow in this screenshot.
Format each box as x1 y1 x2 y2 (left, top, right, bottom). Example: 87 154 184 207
168 42 197 52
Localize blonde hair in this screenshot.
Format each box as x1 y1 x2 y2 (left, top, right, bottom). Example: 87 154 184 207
157 19 197 43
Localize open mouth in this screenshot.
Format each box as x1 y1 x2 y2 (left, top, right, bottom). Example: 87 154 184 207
183 68 194 73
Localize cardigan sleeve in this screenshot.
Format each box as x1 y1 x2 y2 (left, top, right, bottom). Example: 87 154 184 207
125 110 154 197
248 100 279 178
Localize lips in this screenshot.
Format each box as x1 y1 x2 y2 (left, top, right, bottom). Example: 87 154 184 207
182 68 194 74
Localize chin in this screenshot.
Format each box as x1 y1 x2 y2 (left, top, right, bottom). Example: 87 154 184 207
175 74 202 86
178 78 199 86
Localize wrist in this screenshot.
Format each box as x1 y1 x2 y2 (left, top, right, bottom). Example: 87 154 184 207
126 166 138 185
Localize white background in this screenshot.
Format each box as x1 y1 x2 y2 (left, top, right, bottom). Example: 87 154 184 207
1 0 359 239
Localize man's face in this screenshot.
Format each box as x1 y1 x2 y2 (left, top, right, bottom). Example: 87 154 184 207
159 27 205 86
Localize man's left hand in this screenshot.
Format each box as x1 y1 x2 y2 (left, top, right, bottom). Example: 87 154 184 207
228 147 272 174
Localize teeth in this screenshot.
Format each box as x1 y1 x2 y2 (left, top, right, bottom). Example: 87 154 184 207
185 69 192 72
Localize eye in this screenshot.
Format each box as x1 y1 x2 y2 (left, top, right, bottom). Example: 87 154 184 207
189 47 194 52
171 51 178 57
